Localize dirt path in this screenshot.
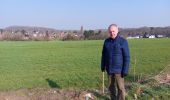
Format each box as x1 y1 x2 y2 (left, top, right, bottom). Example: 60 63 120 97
155 64 170 85
0 88 109 100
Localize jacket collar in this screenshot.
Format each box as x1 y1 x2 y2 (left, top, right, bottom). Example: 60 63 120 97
109 35 119 40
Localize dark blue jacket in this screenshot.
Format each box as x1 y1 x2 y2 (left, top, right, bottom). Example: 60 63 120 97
101 35 130 75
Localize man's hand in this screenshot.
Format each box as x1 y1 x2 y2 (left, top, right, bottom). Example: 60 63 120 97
121 73 127 78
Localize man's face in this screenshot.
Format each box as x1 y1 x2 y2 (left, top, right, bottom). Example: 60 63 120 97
108 26 118 39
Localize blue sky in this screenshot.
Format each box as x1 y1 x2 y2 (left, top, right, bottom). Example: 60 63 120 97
0 0 170 29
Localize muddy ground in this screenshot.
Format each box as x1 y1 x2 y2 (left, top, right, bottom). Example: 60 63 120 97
0 88 109 100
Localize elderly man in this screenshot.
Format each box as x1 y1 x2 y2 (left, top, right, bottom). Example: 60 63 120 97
101 24 130 100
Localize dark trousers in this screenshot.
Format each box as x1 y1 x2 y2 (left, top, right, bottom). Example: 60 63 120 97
108 74 126 100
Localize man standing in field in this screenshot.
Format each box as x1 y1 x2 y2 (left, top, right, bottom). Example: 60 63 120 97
101 24 130 100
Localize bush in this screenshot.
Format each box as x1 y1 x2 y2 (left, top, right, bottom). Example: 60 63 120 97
0 32 25 41
62 34 80 41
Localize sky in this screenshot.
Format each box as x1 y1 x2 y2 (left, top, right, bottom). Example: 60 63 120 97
0 0 170 30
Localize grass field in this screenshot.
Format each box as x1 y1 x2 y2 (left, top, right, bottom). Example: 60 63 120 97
0 38 170 98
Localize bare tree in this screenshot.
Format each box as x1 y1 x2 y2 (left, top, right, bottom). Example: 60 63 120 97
0 29 3 34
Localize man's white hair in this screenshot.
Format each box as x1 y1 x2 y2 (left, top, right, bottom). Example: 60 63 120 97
108 24 118 29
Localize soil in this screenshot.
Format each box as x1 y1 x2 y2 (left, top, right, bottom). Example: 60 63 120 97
0 88 102 100
155 73 170 85
155 64 170 85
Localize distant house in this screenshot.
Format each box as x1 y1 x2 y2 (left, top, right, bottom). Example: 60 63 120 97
36 31 39 34
59 31 67 39
139 35 143 38
127 36 140 39
156 35 164 38
33 33 37 37
149 35 155 38
23 32 30 40
143 33 150 38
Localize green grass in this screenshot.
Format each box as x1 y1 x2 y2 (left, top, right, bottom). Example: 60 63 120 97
0 38 170 91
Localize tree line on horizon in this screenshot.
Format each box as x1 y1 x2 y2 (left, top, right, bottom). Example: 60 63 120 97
0 26 170 41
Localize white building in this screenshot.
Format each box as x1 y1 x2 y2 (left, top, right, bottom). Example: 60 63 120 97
157 35 164 38
127 36 140 39
149 35 155 38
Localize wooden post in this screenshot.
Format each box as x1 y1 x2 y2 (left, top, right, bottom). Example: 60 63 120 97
102 72 104 95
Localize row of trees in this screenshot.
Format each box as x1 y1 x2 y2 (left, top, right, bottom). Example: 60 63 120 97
83 30 108 40
0 29 51 41
0 26 170 41
119 27 170 37
82 27 170 40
